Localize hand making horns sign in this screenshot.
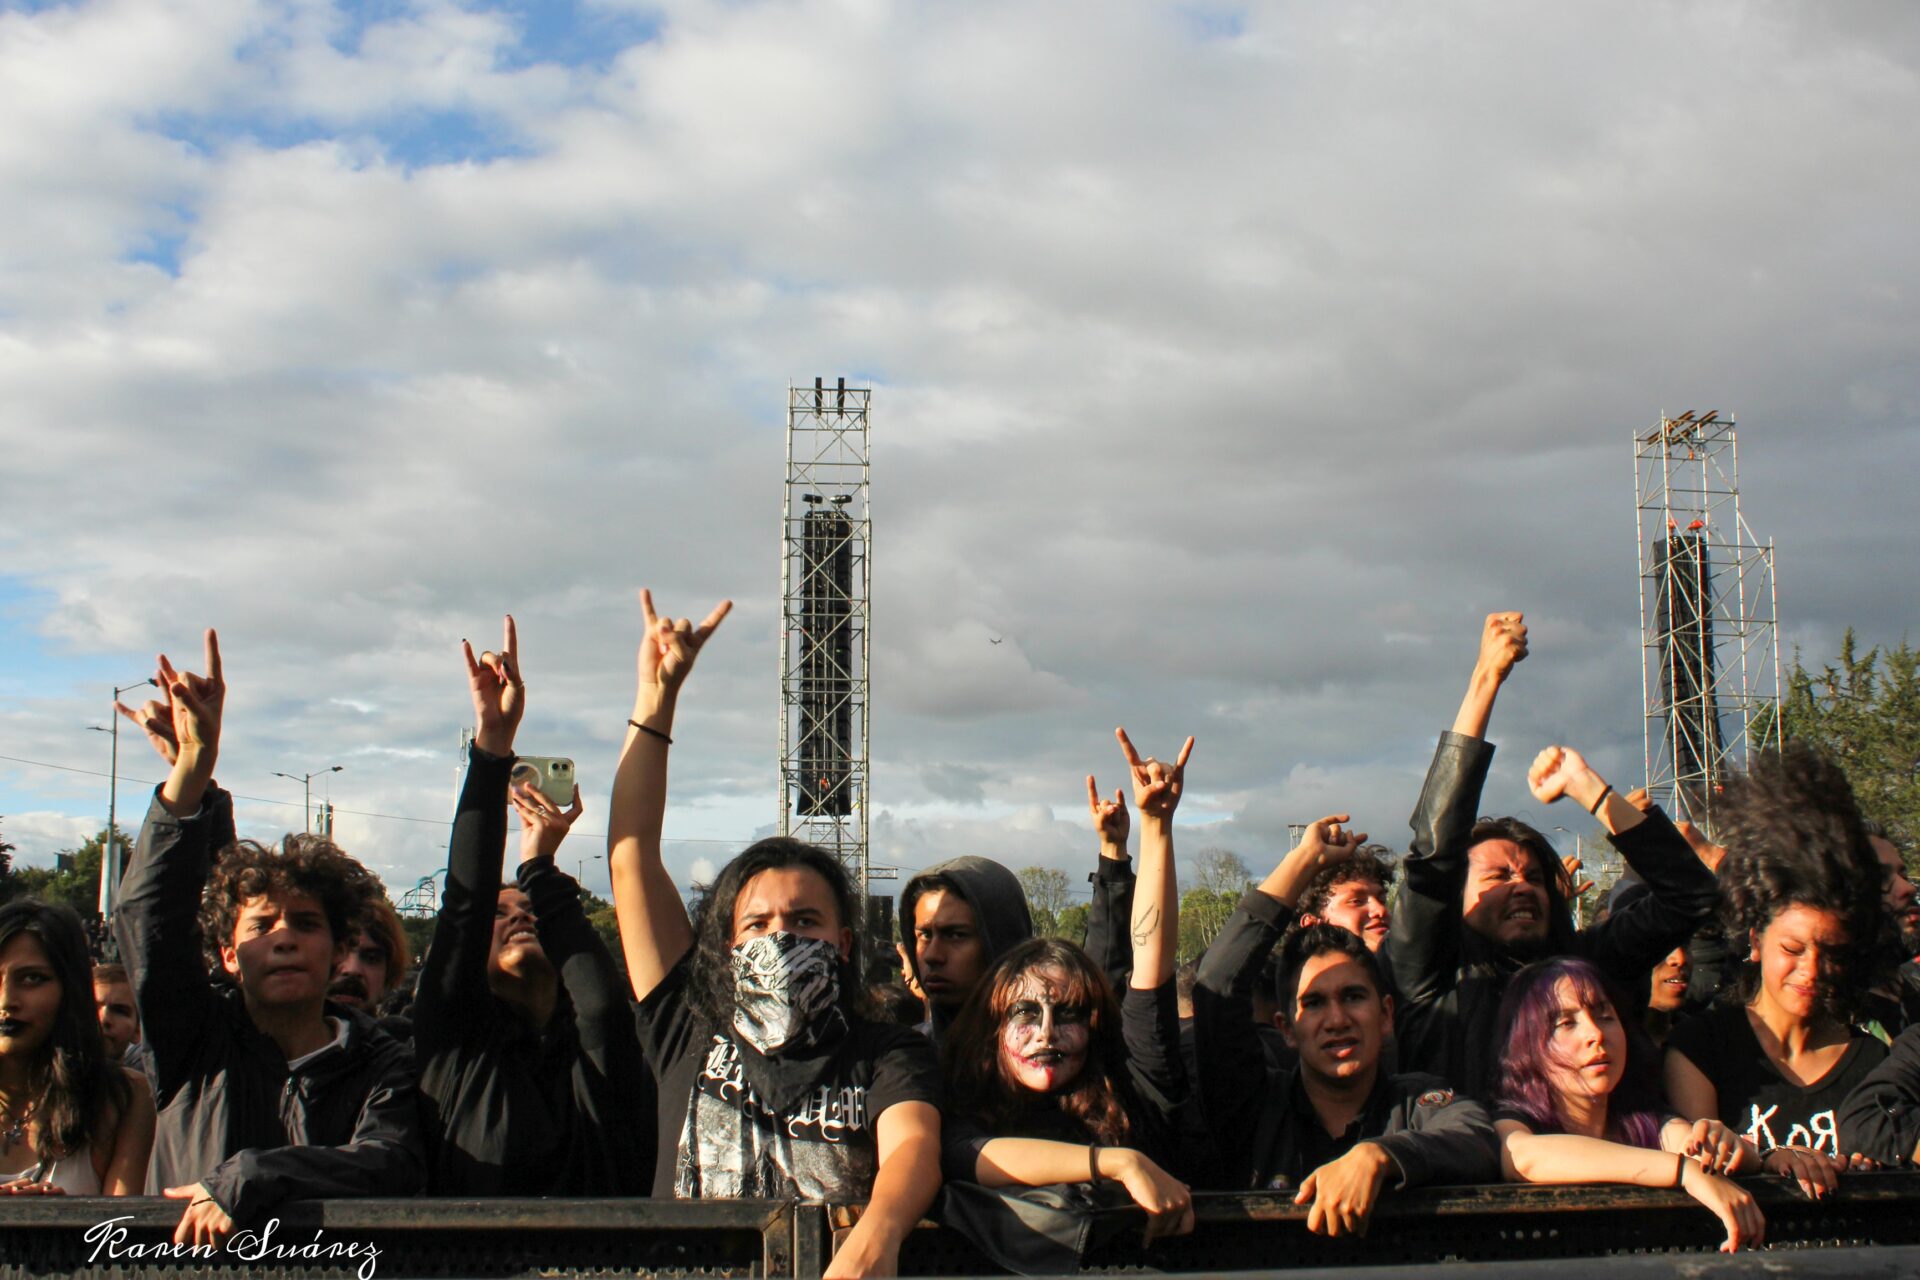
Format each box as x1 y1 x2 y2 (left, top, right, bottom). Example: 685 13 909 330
463 615 525 758
1114 728 1195 823
638 588 733 694
1085 773 1129 849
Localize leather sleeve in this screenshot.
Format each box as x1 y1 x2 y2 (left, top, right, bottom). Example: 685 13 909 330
1387 732 1495 1008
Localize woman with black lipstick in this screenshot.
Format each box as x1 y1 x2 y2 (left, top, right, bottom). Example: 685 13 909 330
0 899 153 1194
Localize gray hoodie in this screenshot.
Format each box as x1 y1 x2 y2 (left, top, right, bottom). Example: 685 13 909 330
898 856 1034 1043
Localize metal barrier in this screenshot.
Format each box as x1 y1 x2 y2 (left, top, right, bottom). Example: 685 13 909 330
4 1175 1919 1278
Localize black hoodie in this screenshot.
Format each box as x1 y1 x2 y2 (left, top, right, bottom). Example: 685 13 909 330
898 857 1035 1043
116 787 424 1224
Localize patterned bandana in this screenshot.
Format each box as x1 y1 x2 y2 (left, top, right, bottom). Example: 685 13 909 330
730 931 847 1055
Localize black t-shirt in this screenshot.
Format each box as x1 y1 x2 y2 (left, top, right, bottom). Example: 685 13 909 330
1667 1002 1888 1157
635 955 941 1198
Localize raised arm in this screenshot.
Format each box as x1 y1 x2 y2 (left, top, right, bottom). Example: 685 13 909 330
514 785 626 1048
1388 615 1517 1007
1080 774 1136 995
416 618 524 1049
1116 729 1192 991
608 589 731 1000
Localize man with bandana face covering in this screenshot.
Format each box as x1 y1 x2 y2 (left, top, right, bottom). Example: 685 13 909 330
610 591 942 1280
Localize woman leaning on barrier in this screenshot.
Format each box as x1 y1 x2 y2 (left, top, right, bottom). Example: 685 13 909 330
938 731 1197 1242
1492 955 1764 1252
0 899 154 1195
1663 744 1890 1197
607 590 942 1280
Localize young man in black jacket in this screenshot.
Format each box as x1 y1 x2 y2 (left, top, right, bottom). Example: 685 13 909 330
413 617 654 1193
1194 818 1496 1232
1386 612 1721 1096
114 630 424 1247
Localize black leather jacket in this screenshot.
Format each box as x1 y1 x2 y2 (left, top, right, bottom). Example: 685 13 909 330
1386 732 1720 1096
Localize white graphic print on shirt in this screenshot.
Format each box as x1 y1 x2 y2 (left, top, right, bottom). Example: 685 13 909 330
674 1033 875 1198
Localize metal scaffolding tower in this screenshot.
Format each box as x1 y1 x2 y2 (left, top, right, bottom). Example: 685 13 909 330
778 378 877 898
1634 410 1782 831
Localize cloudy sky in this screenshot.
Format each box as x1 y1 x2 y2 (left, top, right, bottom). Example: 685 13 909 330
2 0 1916 911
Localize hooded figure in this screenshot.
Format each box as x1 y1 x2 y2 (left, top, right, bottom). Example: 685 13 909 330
899 857 1035 1044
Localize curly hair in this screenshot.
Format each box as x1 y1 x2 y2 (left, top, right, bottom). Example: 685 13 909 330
201 834 376 956
1714 743 1890 1016
0 900 130 1166
1299 845 1398 921
684 837 864 1033
1494 957 1665 1149
941 937 1133 1147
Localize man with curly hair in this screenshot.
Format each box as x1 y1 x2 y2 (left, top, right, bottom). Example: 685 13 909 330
114 630 423 1248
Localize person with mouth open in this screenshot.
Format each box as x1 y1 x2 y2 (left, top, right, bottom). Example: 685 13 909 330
1194 818 1496 1233
412 615 656 1195
1492 956 1765 1253
936 730 1198 1259
1387 612 1720 1097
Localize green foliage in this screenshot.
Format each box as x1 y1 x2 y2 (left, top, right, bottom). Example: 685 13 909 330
1054 902 1090 947
8 825 123 915
1017 866 1076 938
1175 848 1253 963
1782 631 1920 856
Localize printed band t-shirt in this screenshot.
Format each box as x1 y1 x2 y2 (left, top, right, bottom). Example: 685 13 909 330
635 954 941 1198
1667 1001 1887 1156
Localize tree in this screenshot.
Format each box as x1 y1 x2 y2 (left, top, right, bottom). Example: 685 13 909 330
1054 902 1090 947
1017 866 1075 937
1191 848 1253 897
0 818 16 901
12 825 121 915
1781 631 1920 856
1177 848 1253 962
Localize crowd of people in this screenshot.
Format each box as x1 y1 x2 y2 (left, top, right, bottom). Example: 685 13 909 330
2 603 1918 1275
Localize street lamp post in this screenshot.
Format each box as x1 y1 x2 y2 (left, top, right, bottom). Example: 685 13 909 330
575 853 603 895
1553 825 1584 928
273 766 344 833
90 675 160 929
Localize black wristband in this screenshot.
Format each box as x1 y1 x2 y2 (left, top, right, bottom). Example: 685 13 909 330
629 719 672 745
1588 783 1614 816
1089 1144 1102 1184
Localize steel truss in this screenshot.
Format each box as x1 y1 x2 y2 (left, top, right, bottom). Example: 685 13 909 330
778 379 877 897
1634 410 1781 831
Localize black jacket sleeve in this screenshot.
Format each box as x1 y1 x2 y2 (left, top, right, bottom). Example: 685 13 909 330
1575 808 1720 983
518 856 631 1057
1839 1022 1920 1166
201 1045 426 1221
1370 1085 1499 1188
1121 981 1188 1116
1386 732 1495 1010
113 787 229 1104
413 744 513 1053
1082 857 1136 998
1193 888 1295 1180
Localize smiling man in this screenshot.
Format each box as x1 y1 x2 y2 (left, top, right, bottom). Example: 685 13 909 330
1386 614 1720 1096
1195 852 1497 1231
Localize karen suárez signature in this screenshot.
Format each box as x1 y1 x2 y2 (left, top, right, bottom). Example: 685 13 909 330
86 1215 380 1279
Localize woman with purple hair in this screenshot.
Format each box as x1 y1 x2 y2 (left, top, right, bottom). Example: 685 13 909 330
1493 957 1766 1253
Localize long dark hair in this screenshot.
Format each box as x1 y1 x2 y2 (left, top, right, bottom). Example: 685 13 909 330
1714 744 1890 1018
0 899 130 1164
942 937 1132 1146
1494 957 1665 1148
1464 816 1577 958
685 837 864 1031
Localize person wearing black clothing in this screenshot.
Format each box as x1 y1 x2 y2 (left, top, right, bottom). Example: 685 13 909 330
1840 1020 1920 1164
898 857 1033 1046
413 617 655 1194
1387 614 1719 1096
938 729 1196 1238
113 629 423 1246
610 590 941 1279
1862 828 1920 1043
1196 820 1496 1231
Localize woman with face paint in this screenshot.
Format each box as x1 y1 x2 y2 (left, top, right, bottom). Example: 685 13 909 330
609 591 943 1280
1493 957 1765 1253
940 730 1197 1242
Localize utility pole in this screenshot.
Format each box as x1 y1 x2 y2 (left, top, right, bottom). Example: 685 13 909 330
92 675 158 931
273 765 344 833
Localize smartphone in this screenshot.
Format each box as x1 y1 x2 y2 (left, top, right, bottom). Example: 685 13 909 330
510 756 576 807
